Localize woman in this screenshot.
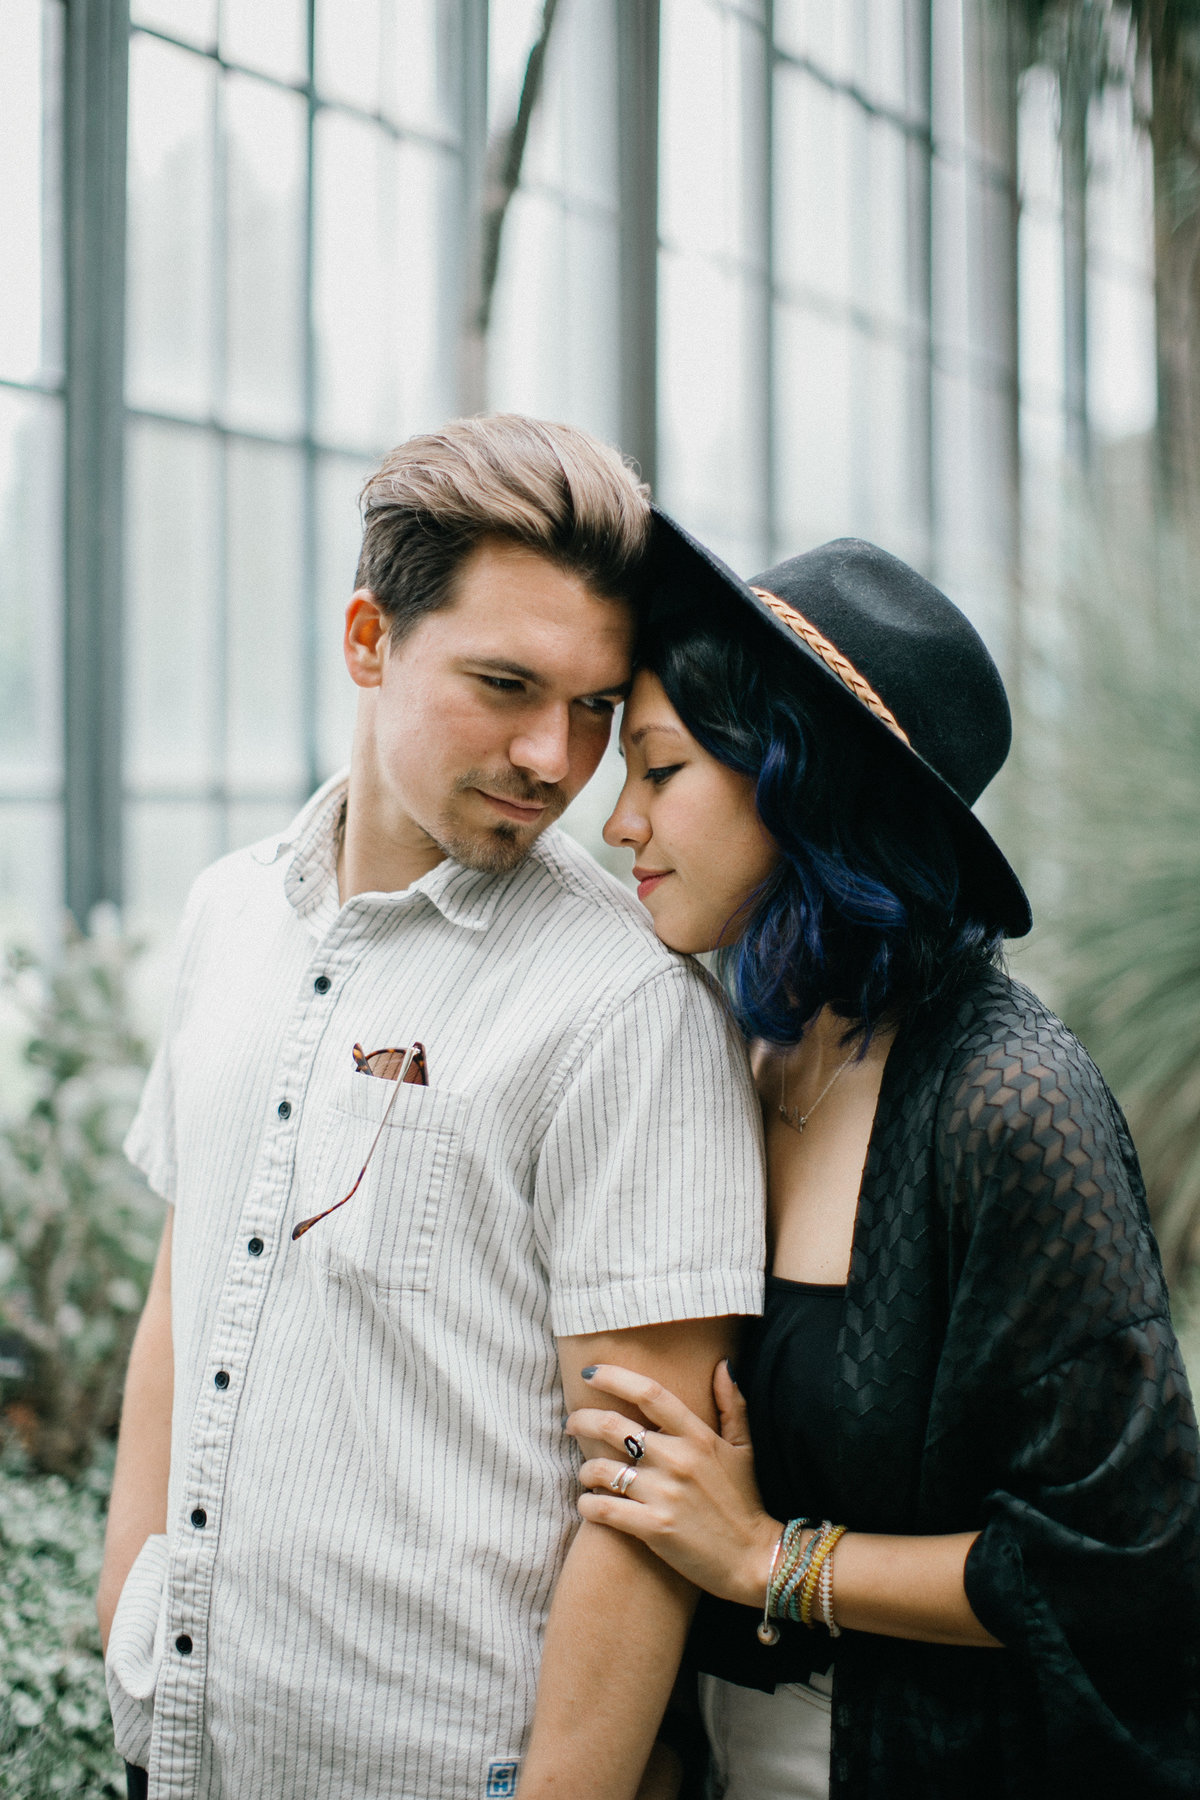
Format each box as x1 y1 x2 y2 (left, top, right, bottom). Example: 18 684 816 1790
570 519 1200 1799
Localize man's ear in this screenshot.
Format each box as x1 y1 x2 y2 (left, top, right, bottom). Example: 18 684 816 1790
344 591 389 689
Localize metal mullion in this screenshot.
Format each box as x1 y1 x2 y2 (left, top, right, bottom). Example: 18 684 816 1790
763 0 777 562
301 0 319 799
63 0 130 923
0 374 65 399
617 0 659 488
212 52 231 855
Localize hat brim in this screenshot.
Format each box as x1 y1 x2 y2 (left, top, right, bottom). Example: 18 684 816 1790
643 508 1033 939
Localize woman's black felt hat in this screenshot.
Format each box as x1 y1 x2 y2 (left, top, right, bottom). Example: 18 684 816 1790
644 507 1033 938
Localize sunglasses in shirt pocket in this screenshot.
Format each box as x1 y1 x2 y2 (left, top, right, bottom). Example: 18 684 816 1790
305 1070 466 1294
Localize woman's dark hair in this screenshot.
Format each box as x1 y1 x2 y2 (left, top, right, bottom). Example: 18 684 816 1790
644 617 1005 1045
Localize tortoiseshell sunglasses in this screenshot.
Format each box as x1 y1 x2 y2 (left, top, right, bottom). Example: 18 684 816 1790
291 1041 428 1241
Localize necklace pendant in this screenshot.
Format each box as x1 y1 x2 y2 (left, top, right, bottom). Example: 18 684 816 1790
779 1104 808 1135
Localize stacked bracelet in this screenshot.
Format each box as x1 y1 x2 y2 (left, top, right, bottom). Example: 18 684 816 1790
799 1522 846 1627
758 1517 847 1643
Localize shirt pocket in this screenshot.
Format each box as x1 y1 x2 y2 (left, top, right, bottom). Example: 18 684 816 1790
307 1073 465 1294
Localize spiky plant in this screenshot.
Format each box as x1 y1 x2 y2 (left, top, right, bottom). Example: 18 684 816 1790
1027 519 1200 1283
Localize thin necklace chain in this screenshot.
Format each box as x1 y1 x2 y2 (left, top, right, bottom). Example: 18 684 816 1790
779 1045 857 1135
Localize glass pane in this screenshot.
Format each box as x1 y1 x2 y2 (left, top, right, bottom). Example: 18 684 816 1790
657 249 767 569
489 0 545 123
489 191 622 447
660 0 765 268
220 0 307 85
394 142 455 434
0 389 62 788
315 454 371 779
862 0 909 113
126 33 216 417
132 0 217 47
774 0 855 83
0 803 62 950
225 440 305 792
228 798 297 853
124 419 221 794
0 0 62 384
862 116 909 326
222 71 306 435
315 0 383 113
387 0 457 136
774 67 854 308
773 303 854 549
523 0 618 213
125 798 221 941
313 112 400 448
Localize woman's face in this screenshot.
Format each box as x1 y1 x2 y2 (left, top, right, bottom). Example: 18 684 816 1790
603 670 780 953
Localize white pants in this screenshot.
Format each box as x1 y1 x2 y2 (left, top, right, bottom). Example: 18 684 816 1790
699 1671 832 1800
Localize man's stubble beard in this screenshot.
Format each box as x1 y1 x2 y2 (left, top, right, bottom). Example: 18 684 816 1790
432 770 568 875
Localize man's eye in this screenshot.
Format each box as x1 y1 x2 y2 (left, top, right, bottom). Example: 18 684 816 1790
646 764 682 786
479 675 525 693
579 696 617 717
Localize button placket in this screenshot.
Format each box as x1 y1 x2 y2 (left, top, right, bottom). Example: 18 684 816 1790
161 933 357 1777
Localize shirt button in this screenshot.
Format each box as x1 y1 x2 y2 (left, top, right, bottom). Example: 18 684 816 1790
214 1370 230 1390
175 1634 193 1655
276 1099 292 1119
248 1237 264 1256
313 974 331 994
191 1507 207 1529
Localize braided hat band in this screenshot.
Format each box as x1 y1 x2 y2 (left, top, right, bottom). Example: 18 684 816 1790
750 586 912 748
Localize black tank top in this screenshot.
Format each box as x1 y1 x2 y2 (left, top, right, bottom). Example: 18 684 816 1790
688 1274 848 1688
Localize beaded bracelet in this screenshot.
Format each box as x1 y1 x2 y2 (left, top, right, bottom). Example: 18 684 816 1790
799 1522 846 1627
817 1541 841 1638
758 1517 809 1645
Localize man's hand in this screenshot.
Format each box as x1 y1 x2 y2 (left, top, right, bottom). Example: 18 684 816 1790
517 1315 740 1800
97 1208 174 1652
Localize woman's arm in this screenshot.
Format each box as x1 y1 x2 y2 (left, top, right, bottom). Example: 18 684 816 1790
569 1359 1000 1650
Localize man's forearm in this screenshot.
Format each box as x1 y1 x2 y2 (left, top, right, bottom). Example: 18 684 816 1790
97 1210 174 1651
519 1519 696 1800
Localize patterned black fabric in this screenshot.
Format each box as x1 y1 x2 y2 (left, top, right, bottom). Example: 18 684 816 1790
695 970 1200 1797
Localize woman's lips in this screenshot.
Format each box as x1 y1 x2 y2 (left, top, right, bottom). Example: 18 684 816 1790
633 867 671 901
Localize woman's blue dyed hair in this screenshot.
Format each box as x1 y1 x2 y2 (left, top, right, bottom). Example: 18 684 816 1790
644 617 1005 1045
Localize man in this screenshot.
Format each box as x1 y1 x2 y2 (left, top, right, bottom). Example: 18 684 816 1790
99 415 765 1800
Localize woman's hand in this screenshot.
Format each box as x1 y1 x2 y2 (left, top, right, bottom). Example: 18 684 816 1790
567 1359 782 1609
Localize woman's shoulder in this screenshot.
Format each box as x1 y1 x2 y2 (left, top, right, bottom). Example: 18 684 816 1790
913 966 1122 1131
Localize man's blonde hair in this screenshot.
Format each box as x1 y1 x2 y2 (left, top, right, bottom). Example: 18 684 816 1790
356 415 651 639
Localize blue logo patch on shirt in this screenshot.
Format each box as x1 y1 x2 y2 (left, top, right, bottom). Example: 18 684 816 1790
486 1761 519 1797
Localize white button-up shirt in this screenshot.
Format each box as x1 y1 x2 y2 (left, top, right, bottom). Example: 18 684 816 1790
106 775 766 1800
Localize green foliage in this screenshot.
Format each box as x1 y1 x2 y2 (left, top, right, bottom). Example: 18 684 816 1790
1029 526 1200 1281
0 921 158 1476
0 1444 123 1797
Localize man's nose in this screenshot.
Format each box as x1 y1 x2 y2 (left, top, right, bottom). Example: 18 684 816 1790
510 708 571 785
602 777 648 850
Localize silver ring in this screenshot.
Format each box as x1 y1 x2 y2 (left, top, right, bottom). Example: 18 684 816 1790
614 1465 639 1497
623 1429 647 1462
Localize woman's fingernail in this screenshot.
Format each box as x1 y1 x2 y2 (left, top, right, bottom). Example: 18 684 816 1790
725 1358 739 1388
580 1365 598 1380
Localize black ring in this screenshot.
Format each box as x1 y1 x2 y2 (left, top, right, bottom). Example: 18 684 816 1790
623 1432 646 1461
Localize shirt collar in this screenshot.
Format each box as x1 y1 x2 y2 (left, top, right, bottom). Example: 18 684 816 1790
265 772 510 935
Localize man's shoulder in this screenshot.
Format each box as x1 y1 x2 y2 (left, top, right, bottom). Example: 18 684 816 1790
521 827 688 979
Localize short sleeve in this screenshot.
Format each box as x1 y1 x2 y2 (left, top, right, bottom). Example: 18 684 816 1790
122 876 209 1205
533 965 766 1337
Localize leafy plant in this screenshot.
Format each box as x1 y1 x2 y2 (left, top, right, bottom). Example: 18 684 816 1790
0 919 158 1476
0 1443 123 1797
1021 521 1200 1283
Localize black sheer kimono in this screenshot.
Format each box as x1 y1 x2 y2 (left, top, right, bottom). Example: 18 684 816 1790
691 970 1200 1797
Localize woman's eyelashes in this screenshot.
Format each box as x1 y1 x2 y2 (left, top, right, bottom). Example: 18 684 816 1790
646 763 684 786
